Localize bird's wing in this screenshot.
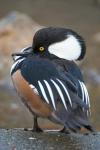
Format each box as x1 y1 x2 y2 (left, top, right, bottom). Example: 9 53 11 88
55 59 91 116
50 59 93 132
20 57 93 132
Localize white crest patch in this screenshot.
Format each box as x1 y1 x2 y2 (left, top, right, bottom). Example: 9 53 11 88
48 35 81 60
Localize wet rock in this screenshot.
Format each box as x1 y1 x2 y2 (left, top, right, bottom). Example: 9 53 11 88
0 129 100 150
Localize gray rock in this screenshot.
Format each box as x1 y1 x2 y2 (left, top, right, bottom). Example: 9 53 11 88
0 129 100 150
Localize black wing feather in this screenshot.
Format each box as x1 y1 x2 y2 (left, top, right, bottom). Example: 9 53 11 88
20 56 93 132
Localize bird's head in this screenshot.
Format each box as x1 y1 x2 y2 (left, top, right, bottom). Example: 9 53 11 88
32 27 86 61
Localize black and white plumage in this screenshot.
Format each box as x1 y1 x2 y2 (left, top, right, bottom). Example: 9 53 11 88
11 27 94 132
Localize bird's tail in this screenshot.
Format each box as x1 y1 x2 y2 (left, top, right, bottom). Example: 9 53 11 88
49 93 95 133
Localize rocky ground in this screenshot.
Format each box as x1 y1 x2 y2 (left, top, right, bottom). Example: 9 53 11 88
0 129 100 150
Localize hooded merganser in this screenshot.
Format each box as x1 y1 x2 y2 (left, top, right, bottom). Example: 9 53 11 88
11 27 94 133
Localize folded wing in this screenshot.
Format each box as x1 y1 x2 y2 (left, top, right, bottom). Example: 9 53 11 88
20 56 93 132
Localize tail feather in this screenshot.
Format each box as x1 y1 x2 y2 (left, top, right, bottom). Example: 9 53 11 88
84 125 95 132
65 119 81 132
51 100 94 132
68 119 81 130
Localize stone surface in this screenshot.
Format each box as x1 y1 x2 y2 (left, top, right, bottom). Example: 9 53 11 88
0 129 100 150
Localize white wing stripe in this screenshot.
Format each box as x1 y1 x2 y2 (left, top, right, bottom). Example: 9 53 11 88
81 82 90 107
29 84 39 95
81 82 88 105
79 81 91 116
43 80 56 110
38 81 49 104
80 82 88 105
79 81 85 102
56 78 72 107
85 89 90 107
51 79 68 110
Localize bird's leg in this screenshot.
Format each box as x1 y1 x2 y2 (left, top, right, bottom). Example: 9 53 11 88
60 126 70 134
32 115 43 132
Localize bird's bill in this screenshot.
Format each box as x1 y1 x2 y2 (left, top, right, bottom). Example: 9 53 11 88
11 51 33 61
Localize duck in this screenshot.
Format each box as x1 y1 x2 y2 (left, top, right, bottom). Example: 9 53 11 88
10 27 94 133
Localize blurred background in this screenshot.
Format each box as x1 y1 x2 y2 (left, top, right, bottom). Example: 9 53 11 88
0 0 100 131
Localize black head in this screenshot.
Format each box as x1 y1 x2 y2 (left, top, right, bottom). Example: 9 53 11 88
32 27 86 61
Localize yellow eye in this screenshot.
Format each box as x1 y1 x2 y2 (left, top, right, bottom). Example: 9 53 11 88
39 47 45 52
